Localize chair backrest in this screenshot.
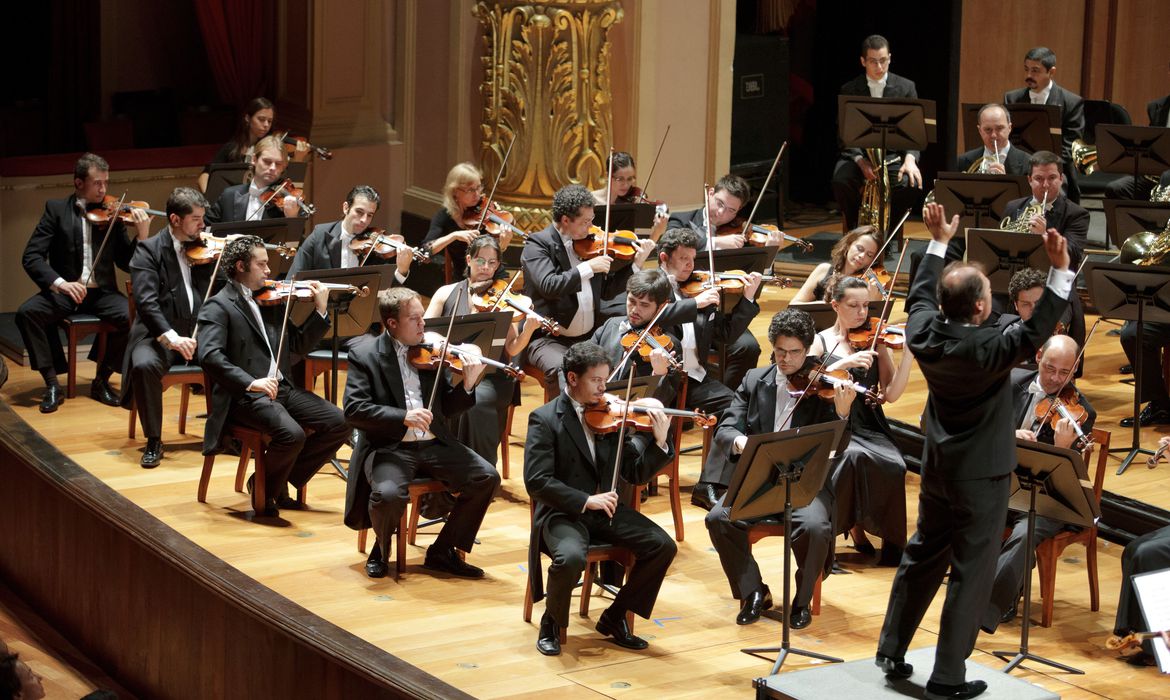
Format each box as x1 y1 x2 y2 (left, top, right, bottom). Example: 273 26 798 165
1082 100 1133 144
1083 427 1111 504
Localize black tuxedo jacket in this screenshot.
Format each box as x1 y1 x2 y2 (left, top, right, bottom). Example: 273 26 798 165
341 332 476 530
523 392 671 601
1010 368 1095 445
665 209 717 253
22 195 137 292
1004 84 1085 157
520 223 632 333
705 364 844 487
589 316 681 380
906 253 1068 480
287 220 344 278
955 145 1032 176
659 293 759 373
1148 95 1170 127
839 72 920 161
206 183 285 224
1001 195 1089 267
196 282 330 454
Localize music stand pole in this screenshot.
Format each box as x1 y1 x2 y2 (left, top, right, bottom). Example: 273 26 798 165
1115 301 1151 475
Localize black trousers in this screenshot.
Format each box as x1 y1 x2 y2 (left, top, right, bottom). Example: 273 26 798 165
1115 525 1170 641
456 372 515 468
683 375 735 484
1104 174 1159 201
705 488 834 608
127 339 186 440
1120 320 1170 406
527 332 590 390
541 506 676 628
981 512 1065 633
721 329 761 395
878 470 1010 686
831 157 924 232
228 382 349 497
366 439 500 556
16 287 129 377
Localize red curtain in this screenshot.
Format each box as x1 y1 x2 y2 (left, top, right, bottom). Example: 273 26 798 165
194 0 274 108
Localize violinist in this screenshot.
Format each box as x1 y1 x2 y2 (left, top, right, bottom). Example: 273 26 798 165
791 225 885 304
591 151 668 241
424 163 514 282
288 185 411 285
205 135 303 224
810 276 915 566
590 270 678 379
196 236 350 517
424 235 540 467
655 228 763 509
521 184 654 389
16 153 152 413
523 340 675 655
705 309 853 630
196 97 309 193
343 287 498 580
980 334 1095 634
999 268 1080 367
667 174 754 251
121 187 216 468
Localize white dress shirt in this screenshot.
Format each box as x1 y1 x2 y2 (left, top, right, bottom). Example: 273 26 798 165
338 223 360 269
1021 378 1049 432
866 75 888 98
76 200 97 288
246 181 265 220
566 390 597 463
981 140 1012 164
558 228 595 337
160 229 196 347
235 281 281 381
393 337 436 441
1029 81 1054 105
669 283 707 382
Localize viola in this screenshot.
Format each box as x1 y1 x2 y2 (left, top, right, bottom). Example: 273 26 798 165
677 270 792 299
260 179 317 216
85 196 166 225
716 217 814 252
1147 441 1168 468
280 134 333 160
407 338 525 380
619 325 683 372
1106 629 1169 651
865 266 893 296
582 398 716 435
618 186 666 209
572 225 640 261
847 317 906 351
252 280 368 306
1033 386 1091 446
183 233 297 265
787 365 885 405
348 228 431 263
471 278 562 335
462 196 530 240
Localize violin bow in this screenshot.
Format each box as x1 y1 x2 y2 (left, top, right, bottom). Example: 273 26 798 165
83 192 129 288
476 137 516 232
189 228 225 344
703 183 716 289
608 365 639 501
868 241 911 353
270 275 302 379
603 147 615 256
607 302 672 382
776 338 844 431
861 209 910 276
485 270 522 313
248 180 289 221
635 125 671 204
737 142 787 237
426 286 464 413
1034 314 1099 432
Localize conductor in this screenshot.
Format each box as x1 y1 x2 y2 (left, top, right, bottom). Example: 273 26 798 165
874 202 1073 699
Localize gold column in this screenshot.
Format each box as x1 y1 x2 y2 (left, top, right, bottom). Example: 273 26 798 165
473 0 624 229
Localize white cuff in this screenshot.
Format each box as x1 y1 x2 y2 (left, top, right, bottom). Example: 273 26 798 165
926 240 949 259
394 270 409 284
159 329 180 347
1046 266 1075 299
576 261 595 281
51 277 66 292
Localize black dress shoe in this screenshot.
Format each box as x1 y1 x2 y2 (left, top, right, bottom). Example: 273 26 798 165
789 605 812 630
140 438 164 468
275 492 305 510
924 679 987 699
879 544 904 567
537 612 561 656
1119 363 1133 374
423 545 484 578
690 482 720 511
90 377 120 406
38 385 64 413
875 653 914 679
365 543 388 579
259 498 280 518
999 601 1018 624
595 609 648 650
1120 402 1170 427
736 586 773 625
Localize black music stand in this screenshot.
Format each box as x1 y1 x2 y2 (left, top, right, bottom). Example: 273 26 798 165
1002 104 1064 155
992 439 1098 675
1103 201 1170 251
965 228 1049 296
423 311 514 374
839 96 937 237
1085 262 1170 473
595 203 660 231
932 172 1030 232
1095 125 1170 187
692 246 779 275
209 218 307 279
204 163 251 202
730 420 848 674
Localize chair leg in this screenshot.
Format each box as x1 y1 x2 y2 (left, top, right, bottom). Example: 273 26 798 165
234 445 250 493
1087 533 1100 612
502 404 514 480
1036 543 1057 628
396 511 407 580
408 492 422 546
812 575 822 616
251 451 267 514
67 328 79 399
523 575 534 622
198 454 215 502
580 563 594 617
178 384 191 435
297 484 308 506
304 361 315 391
667 459 684 543
128 403 138 440
358 528 368 554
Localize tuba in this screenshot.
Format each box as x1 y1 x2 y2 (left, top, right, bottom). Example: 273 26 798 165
1121 218 1170 266
1070 139 1098 175
1152 183 1170 203
859 148 891 232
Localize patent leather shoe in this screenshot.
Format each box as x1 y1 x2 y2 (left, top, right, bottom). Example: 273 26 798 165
90 377 120 407
924 680 988 699
875 653 914 679
39 384 64 413
789 604 812 629
690 482 720 511
596 608 648 649
140 438 164 468
736 586 773 625
537 612 561 656
423 546 484 578
365 543 388 579
1120 402 1170 427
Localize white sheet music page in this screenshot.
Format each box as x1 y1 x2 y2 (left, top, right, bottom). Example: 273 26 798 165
1132 566 1170 673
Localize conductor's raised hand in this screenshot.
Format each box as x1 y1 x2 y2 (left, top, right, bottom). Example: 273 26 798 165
1041 227 1070 271
923 202 959 245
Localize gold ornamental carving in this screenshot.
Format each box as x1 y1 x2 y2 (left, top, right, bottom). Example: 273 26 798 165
473 0 624 228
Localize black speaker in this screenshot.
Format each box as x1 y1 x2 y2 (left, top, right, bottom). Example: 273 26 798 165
731 35 789 222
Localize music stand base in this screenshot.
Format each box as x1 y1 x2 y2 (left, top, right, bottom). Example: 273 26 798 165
742 644 844 675
1109 447 1155 475
329 457 348 479
991 650 1083 675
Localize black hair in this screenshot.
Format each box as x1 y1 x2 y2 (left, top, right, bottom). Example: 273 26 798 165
938 262 987 323
713 174 750 204
768 308 815 348
222 235 266 280
606 151 635 172
626 269 673 305
0 653 20 700
74 152 109 181
346 184 381 208
1008 267 1046 303
831 275 869 302
562 340 611 378
657 227 701 257
552 184 595 223
1029 150 1064 175
861 34 890 54
1025 46 1057 70
227 96 275 161
166 186 209 219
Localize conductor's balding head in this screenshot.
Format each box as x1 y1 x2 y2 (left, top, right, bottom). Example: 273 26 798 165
938 262 992 325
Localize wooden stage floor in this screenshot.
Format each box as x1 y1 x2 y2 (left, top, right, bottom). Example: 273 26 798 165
2 229 1169 698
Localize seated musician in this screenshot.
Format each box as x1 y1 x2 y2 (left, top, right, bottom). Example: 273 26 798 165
655 228 764 509
1114 447 1170 666
205 134 303 224
1004 47 1084 203
121 187 215 468
791 225 885 304
521 183 654 389
669 174 776 251
811 276 915 566
831 34 923 231
196 236 350 517
288 185 412 286
343 287 499 579
705 308 854 629
524 340 676 655
196 97 308 193
1107 64 1170 199
591 151 668 241
981 335 1096 632
590 269 679 385
424 234 541 468
424 163 515 281
16 153 151 413
957 104 1032 175
998 268 1078 355
1119 318 1170 426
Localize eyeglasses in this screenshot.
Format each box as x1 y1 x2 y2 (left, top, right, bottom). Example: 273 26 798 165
774 348 805 359
713 196 739 215
472 257 499 267
864 57 891 67
613 175 636 184
457 185 484 195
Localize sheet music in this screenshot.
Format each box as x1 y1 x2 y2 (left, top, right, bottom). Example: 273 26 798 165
1133 566 1170 673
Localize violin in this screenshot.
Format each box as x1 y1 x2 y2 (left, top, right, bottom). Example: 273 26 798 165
348 228 431 263
183 233 297 265
716 217 814 252
407 337 525 380
1146 441 1168 468
619 325 683 372
618 186 666 209
787 365 885 405
471 278 562 335
677 270 792 299
1106 630 1169 651
252 280 368 306
573 225 640 261
260 179 317 216
1033 386 1091 446
847 317 906 351
462 196 530 240
280 134 333 160
85 196 166 225
582 397 716 435
865 266 892 296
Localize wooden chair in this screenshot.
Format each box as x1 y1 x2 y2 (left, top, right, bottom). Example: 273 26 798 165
522 544 637 642
521 362 558 404
356 478 453 580
303 348 348 397
124 280 208 439
198 423 269 513
63 314 117 398
1034 427 1110 628
631 376 688 542
745 520 823 615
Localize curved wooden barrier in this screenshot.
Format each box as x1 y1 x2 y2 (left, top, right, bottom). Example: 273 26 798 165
0 401 471 700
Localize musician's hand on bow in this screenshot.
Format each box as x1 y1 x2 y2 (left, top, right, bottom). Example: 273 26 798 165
585 491 619 517
247 377 279 400
586 254 613 275
170 336 197 362
56 281 87 304
1041 226 1070 271
404 408 433 432
899 155 923 188
923 202 960 245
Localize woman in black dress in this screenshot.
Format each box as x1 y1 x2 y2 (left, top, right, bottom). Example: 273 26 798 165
424 162 516 283
197 97 309 192
790 225 885 304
